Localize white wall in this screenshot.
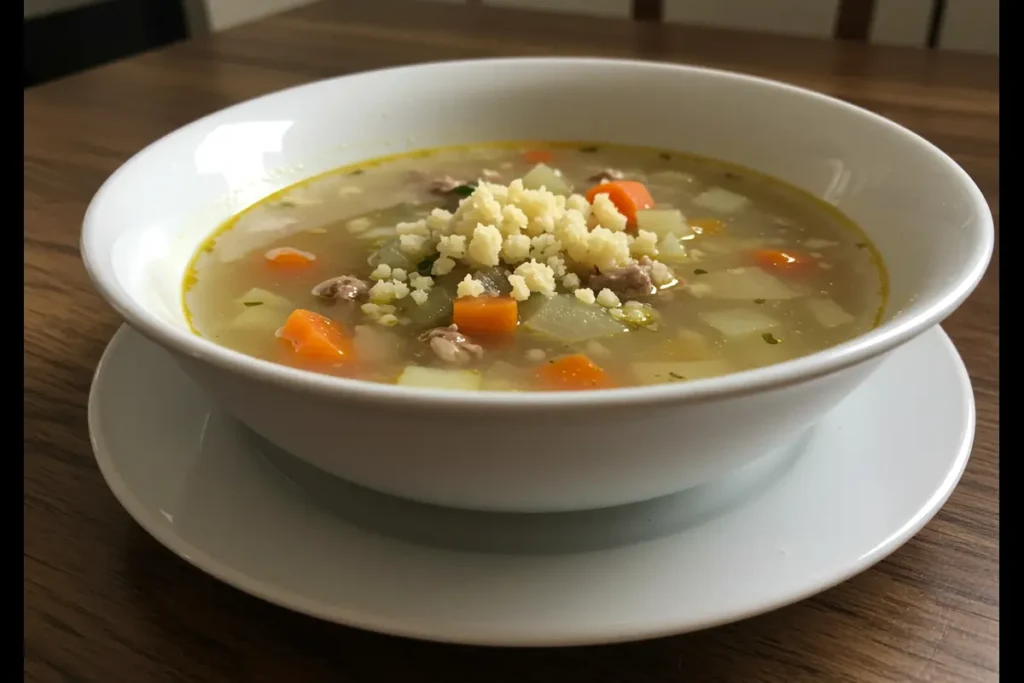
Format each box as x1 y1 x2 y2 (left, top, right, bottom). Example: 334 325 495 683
183 0 999 54
476 0 999 53
190 0 315 32
664 0 840 39
869 0 933 47
940 0 999 54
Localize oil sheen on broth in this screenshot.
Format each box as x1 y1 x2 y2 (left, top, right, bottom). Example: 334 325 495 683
184 142 887 392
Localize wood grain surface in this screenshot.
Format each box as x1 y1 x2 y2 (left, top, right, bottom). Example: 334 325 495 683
23 1 999 681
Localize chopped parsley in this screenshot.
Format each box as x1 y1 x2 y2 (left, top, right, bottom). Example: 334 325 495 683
416 256 438 276
242 301 264 307
450 183 477 197
762 332 781 345
450 183 477 196
693 268 708 275
668 372 686 380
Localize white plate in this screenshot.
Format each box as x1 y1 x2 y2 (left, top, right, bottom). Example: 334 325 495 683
89 325 975 647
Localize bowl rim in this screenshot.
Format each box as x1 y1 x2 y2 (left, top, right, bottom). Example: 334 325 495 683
81 56 994 412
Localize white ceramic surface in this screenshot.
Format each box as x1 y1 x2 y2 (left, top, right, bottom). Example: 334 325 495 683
81 58 993 512
89 325 975 646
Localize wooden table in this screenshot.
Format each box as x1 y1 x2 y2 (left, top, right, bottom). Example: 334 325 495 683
24 2 999 681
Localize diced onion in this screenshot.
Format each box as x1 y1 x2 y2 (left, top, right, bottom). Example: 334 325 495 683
700 308 780 338
397 366 482 391
806 298 855 328
354 325 405 363
636 209 692 238
523 294 630 344
521 164 573 196
692 187 749 213
687 267 801 300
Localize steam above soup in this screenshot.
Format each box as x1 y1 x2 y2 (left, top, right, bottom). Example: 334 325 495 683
183 142 886 391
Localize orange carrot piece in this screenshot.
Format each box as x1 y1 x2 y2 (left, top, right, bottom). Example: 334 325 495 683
453 296 519 336
277 309 355 362
585 180 655 228
523 149 553 164
536 354 613 391
265 247 316 269
753 249 812 274
689 218 725 235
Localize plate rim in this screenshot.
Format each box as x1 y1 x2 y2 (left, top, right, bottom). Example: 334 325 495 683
87 325 976 647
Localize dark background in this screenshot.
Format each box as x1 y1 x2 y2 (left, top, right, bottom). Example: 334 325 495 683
24 0 956 89
24 0 192 88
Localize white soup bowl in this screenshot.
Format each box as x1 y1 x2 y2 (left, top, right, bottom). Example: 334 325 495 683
82 58 993 512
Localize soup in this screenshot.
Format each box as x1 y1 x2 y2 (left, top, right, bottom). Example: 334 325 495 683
184 142 886 392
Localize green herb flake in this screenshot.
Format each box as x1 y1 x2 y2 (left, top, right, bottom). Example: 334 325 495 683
754 298 766 304
242 301 264 307
450 183 477 197
668 372 686 380
659 152 672 161
579 146 600 153
693 268 708 275
416 256 438 276
762 332 781 345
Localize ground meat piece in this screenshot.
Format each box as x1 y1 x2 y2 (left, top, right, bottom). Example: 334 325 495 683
589 261 656 299
588 168 625 183
429 175 468 194
311 275 369 302
419 324 484 365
